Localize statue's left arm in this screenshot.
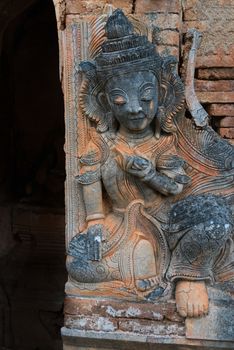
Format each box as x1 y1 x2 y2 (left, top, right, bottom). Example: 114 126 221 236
121 152 190 196
142 159 189 196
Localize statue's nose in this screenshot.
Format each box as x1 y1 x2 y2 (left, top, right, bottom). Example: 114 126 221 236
128 100 143 114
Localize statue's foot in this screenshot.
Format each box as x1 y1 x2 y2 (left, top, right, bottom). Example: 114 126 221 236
136 276 160 292
175 280 209 318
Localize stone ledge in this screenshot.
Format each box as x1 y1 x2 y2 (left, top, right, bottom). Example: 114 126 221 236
62 328 234 350
63 285 234 349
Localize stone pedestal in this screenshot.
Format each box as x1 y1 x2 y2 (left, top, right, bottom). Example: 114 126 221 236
62 330 233 350
62 284 234 350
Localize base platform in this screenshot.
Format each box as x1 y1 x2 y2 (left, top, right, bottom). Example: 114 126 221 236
62 284 234 350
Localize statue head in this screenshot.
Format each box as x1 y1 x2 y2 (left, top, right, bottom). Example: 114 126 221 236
103 70 158 133
80 9 184 135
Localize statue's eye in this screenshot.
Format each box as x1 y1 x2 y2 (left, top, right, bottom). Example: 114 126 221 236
141 88 154 102
113 96 126 105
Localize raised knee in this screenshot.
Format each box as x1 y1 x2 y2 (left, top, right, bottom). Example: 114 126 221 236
169 194 233 236
133 238 157 278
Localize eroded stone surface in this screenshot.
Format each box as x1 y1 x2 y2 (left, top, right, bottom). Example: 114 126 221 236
186 285 234 342
183 0 234 61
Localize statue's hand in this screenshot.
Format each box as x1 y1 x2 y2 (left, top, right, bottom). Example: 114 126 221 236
86 223 107 261
124 155 154 179
67 223 107 261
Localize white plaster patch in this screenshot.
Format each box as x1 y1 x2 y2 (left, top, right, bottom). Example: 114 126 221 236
106 305 123 317
78 318 87 327
126 307 141 317
97 317 116 332
152 312 164 320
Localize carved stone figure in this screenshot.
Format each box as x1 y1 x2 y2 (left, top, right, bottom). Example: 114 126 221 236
66 9 234 318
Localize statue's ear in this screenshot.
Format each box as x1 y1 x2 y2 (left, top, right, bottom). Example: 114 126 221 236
97 92 108 110
159 56 185 133
79 61 110 133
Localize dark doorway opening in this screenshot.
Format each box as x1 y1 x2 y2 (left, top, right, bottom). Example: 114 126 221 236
0 1 65 348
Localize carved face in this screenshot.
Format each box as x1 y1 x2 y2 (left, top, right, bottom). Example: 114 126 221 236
105 71 158 132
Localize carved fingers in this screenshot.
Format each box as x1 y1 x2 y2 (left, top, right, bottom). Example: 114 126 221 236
124 155 154 178
87 224 104 261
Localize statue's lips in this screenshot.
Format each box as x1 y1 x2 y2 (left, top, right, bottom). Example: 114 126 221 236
128 114 146 121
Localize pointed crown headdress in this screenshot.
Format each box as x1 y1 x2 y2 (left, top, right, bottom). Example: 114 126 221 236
95 9 161 79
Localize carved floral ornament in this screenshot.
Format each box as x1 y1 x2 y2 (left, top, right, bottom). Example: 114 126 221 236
66 9 234 319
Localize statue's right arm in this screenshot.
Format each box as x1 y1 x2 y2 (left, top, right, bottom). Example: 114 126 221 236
75 176 105 261
121 153 189 196
82 180 105 227
75 138 105 229
76 168 106 260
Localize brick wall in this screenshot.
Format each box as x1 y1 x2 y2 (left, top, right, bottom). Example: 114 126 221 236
183 0 234 144
135 0 181 59
54 0 234 144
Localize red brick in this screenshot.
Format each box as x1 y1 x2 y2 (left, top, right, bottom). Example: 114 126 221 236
195 80 234 92
218 0 234 5
135 0 180 14
215 117 234 128
182 1 234 65
207 104 234 117
196 50 234 68
183 0 207 21
64 297 182 322
183 20 208 33
218 127 234 138
153 13 181 30
197 92 234 104
66 0 132 15
66 0 103 14
197 68 234 80
157 30 179 46
111 0 133 13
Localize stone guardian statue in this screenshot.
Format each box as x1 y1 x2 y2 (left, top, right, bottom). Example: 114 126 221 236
66 9 234 319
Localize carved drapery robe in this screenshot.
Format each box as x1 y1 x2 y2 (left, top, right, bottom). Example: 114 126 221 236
67 130 233 297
